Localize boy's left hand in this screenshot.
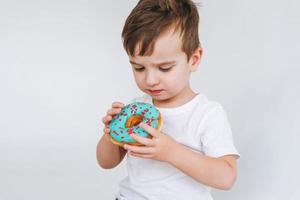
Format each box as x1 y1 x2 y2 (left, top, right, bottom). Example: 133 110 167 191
124 123 178 162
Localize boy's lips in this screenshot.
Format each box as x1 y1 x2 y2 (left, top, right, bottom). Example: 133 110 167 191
147 89 163 95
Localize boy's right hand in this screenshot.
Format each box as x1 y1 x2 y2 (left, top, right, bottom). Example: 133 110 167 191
102 102 125 135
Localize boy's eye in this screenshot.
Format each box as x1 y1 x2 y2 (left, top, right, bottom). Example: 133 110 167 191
133 66 145 72
159 66 173 72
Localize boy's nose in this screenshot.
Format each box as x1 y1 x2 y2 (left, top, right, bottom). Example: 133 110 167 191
145 71 159 87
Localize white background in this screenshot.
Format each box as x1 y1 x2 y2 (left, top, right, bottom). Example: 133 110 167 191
0 0 299 199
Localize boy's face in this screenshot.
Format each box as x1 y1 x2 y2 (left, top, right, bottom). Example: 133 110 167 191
129 28 202 107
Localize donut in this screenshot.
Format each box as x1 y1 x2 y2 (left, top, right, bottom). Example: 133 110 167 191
109 102 163 147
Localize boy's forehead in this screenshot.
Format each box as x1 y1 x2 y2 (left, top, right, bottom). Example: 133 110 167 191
132 29 184 62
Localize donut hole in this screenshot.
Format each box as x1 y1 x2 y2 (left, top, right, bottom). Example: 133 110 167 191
126 115 144 128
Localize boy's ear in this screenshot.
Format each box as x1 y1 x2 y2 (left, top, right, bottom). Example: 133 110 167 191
189 47 203 72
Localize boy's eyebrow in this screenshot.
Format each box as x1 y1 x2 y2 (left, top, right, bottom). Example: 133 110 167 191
129 60 176 67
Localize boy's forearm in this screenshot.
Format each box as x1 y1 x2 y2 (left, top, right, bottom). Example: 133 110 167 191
96 134 127 169
167 143 237 190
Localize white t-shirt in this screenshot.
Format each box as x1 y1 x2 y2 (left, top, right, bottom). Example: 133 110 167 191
117 93 240 200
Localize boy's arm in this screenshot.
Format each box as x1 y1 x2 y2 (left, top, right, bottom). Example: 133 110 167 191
96 133 127 169
97 101 127 169
125 123 238 190
168 142 237 190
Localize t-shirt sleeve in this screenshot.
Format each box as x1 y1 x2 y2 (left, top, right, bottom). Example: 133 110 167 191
201 106 240 158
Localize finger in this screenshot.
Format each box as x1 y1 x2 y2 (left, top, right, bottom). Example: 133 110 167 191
129 152 153 159
129 133 155 146
102 115 112 124
124 144 155 154
112 102 125 108
107 108 122 115
103 127 110 134
138 123 159 138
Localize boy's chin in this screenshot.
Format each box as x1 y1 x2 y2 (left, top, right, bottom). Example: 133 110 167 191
151 94 171 102
143 90 172 101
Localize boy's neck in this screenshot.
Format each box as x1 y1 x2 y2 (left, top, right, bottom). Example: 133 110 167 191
152 86 198 108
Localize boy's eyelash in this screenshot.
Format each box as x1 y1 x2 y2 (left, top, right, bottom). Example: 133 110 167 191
134 67 145 71
159 64 175 72
133 65 174 72
159 67 172 72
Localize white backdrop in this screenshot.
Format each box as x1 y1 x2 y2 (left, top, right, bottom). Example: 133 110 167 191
1 0 299 200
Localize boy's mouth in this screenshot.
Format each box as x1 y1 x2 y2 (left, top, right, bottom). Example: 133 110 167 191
147 89 163 95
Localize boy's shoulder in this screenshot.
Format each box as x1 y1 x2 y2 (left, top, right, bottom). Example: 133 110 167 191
188 94 227 122
199 94 224 112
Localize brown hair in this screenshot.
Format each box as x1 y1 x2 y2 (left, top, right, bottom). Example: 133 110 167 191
122 0 201 61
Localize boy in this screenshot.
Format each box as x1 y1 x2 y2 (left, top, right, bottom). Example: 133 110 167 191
97 0 240 199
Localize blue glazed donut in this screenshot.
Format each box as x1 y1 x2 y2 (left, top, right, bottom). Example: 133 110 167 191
109 102 162 147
